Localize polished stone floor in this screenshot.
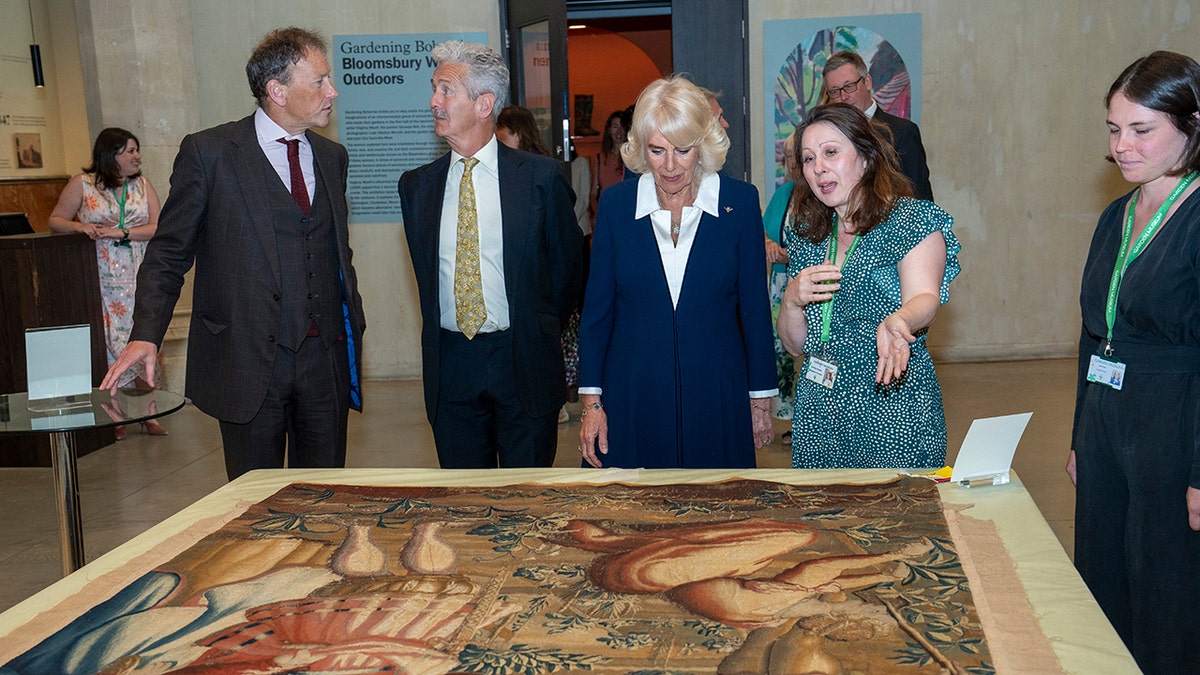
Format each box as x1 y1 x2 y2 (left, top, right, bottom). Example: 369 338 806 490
0 359 1078 613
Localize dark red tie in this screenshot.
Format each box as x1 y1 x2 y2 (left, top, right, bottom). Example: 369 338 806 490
277 138 311 214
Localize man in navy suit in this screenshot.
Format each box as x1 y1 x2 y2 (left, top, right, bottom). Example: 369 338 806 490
398 41 582 468
822 50 934 202
102 27 366 480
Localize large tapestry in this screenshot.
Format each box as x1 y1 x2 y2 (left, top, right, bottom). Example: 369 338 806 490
2 477 994 673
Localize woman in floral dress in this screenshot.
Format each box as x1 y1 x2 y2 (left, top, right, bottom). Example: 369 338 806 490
49 127 166 438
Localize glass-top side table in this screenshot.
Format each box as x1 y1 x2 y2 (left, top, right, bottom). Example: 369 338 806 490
0 388 185 575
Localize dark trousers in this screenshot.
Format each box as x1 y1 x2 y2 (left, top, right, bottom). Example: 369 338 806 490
1074 376 1200 675
219 336 349 480
433 329 557 468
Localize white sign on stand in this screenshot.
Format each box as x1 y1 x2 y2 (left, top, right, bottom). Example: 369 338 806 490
25 324 92 412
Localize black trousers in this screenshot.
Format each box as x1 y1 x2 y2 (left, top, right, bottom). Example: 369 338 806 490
433 328 557 468
219 335 349 480
1074 374 1200 675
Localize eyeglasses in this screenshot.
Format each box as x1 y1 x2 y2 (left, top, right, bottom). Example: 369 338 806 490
826 76 865 99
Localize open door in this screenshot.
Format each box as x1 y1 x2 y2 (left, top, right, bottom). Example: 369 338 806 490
505 0 748 176
502 0 570 160
673 0 749 180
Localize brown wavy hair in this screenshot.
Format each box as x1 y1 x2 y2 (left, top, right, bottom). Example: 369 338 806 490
789 103 912 244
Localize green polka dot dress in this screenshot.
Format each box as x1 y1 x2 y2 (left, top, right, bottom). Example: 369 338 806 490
786 198 961 468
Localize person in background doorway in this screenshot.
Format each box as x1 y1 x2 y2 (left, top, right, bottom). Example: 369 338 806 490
496 105 549 155
590 109 629 225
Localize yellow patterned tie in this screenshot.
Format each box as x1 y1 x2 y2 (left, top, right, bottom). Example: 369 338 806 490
454 157 486 339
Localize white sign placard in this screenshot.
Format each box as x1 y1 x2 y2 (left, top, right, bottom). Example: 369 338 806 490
25 324 91 405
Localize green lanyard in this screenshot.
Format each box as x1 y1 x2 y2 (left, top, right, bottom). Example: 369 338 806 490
1103 171 1197 354
820 216 859 343
114 180 131 247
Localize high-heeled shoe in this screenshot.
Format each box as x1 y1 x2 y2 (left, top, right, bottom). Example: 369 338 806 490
140 420 169 436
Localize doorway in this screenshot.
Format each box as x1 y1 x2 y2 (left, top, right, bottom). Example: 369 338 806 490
502 0 749 180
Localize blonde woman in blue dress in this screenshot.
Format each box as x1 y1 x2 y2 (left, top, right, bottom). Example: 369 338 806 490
776 104 959 468
50 127 166 438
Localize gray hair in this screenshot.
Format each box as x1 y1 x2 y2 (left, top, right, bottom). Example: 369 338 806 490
823 50 869 79
431 40 510 118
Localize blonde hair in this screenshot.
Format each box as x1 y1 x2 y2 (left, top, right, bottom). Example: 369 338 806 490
621 75 729 178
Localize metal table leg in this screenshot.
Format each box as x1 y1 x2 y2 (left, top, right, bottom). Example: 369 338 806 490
48 430 85 575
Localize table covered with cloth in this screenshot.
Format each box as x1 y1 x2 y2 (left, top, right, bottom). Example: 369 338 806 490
0 468 1137 674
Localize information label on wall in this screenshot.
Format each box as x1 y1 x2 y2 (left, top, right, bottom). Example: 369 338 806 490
334 32 486 224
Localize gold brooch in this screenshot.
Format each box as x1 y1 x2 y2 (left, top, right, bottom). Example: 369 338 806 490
724 206 733 213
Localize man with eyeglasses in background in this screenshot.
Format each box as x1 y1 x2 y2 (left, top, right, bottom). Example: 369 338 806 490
821 50 934 202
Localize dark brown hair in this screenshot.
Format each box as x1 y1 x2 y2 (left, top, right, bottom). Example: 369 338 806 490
600 110 628 155
1105 51 1200 174
789 103 912 244
496 105 549 154
83 127 140 191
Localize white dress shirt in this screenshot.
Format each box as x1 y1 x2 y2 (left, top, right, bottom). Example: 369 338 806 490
255 107 316 201
438 136 509 332
636 171 719 308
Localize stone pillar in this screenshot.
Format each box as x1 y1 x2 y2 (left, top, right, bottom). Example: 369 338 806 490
73 0 199 394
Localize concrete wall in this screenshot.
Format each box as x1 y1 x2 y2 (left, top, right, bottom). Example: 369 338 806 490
55 1 1200 387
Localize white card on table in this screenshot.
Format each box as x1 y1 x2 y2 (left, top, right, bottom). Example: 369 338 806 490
950 412 1033 487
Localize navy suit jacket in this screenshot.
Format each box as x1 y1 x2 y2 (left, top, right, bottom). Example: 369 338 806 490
874 108 934 202
131 114 366 423
398 143 582 422
577 175 777 467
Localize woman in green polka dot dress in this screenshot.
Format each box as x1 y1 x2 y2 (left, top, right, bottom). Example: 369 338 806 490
777 104 960 469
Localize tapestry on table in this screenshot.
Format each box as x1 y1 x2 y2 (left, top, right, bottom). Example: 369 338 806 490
2 477 992 674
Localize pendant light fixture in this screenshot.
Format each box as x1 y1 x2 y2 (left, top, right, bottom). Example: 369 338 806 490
28 0 44 87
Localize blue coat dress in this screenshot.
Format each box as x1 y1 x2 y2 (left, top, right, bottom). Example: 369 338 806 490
578 174 777 468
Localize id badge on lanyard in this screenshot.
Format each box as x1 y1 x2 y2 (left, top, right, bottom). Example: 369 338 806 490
806 223 857 391
805 353 839 389
1086 354 1125 390
1092 172 1197 392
